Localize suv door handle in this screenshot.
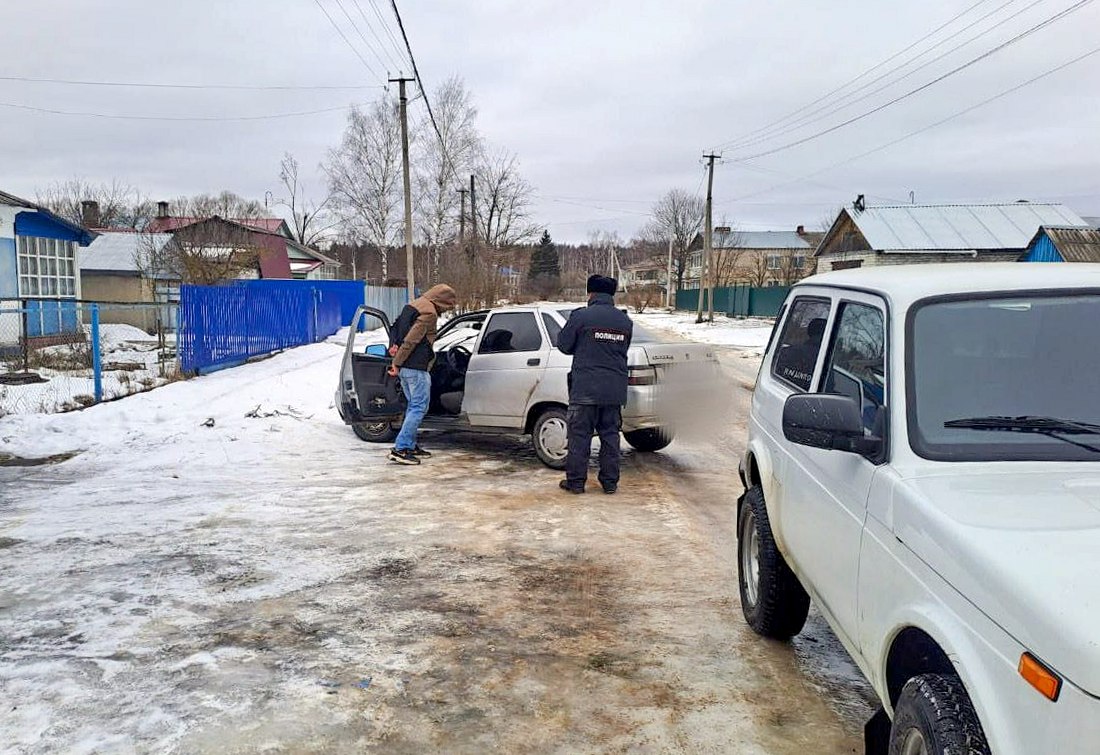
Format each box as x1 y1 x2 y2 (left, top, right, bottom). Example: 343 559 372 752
527 358 541 366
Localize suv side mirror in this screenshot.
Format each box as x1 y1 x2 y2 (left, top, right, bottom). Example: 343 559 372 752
783 394 878 455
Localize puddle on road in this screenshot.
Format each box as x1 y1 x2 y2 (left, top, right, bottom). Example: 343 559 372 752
0 450 80 467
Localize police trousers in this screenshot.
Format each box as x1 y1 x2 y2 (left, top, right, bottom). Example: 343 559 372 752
565 403 622 488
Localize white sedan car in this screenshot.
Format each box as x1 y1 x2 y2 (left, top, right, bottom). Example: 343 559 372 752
335 303 724 468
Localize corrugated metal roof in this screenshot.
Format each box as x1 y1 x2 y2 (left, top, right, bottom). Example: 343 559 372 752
1041 226 1100 263
80 232 172 272
714 229 811 250
146 216 288 235
849 203 1086 251
1083 216 1100 230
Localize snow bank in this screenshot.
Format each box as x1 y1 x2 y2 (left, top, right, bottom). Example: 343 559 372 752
635 311 774 353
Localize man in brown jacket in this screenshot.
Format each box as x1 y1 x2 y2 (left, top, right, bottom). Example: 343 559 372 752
386 284 457 464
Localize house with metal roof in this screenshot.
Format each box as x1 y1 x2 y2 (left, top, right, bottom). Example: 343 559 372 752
78 231 177 330
815 199 1088 272
1 189 97 346
1021 226 1100 263
685 225 822 288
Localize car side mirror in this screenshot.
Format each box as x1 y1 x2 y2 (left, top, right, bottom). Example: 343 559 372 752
365 343 388 357
783 394 879 455
471 322 482 331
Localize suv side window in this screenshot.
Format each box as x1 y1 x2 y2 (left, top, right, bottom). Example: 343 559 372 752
541 313 562 348
771 297 831 391
821 302 886 436
478 312 543 354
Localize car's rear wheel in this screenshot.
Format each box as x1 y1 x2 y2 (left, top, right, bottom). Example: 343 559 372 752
532 407 569 469
352 420 398 443
889 674 990 755
737 485 810 640
623 427 674 453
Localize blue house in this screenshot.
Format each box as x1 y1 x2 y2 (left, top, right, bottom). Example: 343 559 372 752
1020 225 1100 263
0 189 96 343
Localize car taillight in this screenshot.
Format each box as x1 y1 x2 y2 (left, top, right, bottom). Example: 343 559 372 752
628 366 658 386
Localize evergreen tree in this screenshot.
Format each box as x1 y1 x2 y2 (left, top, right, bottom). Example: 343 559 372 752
527 230 561 297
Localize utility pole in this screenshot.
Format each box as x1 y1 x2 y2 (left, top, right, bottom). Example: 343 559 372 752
696 153 720 323
666 236 674 309
457 187 468 249
391 76 416 299
468 174 478 260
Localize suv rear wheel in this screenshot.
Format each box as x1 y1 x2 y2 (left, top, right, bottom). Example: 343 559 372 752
889 674 990 755
623 427 674 453
738 485 810 640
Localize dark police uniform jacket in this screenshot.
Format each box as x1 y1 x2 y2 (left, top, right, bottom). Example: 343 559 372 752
558 293 633 405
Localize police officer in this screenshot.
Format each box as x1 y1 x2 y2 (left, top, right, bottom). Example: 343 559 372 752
557 274 633 494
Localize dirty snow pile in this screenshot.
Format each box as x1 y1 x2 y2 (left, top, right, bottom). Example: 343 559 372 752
634 311 774 353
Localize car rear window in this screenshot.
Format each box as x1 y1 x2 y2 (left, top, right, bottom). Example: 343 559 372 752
479 312 543 353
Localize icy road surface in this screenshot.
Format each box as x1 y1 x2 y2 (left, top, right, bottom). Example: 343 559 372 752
0 328 875 753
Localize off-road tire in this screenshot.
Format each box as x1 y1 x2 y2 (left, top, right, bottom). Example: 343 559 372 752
532 407 569 470
352 420 398 443
889 674 990 755
737 485 810 640
623 427 674 453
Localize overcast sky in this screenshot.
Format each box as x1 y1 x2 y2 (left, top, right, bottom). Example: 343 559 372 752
2 0 1098 242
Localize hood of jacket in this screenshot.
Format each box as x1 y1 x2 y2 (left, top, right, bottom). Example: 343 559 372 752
422 284 457 312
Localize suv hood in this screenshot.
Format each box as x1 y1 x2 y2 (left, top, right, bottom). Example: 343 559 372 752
896 467 1100 697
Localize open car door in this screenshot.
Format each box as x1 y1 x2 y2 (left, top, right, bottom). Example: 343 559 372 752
335 306 406 425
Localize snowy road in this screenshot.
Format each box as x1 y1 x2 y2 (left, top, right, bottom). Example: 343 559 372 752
1 328 874 753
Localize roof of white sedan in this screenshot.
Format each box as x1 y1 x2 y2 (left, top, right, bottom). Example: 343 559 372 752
800 263 1100 307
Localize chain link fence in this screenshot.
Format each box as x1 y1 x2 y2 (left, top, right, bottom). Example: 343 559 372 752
0 299 178 416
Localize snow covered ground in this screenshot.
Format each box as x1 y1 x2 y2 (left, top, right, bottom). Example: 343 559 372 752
635 311 774 354
0 325 873 753
0 324 178 416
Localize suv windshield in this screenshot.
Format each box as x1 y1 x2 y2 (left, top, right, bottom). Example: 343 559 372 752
908 292 1100 461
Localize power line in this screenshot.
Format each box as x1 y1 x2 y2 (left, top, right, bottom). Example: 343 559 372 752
0 100 367 122
728 0 1097 163
0 74 383 91
728 42 1100 203
310 0 386 83
724 0 1049 153
358 0 411 69
366 0 412 65
332 0 404 74
716 0 996 149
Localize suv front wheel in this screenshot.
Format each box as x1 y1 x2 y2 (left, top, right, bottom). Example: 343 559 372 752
738 485 810 640
889 674 990 755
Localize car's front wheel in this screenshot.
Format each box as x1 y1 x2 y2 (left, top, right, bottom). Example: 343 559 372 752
889 674 990 755
737 485 810 640
623 427 674 453
532 407 569 469
352 420 398 443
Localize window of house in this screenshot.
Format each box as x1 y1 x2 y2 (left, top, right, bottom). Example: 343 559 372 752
479 312 543 353
771 297 831 391
17 236 77 298
767 255 782 270
793 256 805 269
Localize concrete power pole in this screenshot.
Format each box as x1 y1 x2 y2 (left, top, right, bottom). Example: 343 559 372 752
457 187 468 250
696 153 720 323
666 235 674 309
468 174 478 260
391 76 416 299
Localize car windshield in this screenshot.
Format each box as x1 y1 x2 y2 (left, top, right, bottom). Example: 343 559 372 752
908 292 1100 461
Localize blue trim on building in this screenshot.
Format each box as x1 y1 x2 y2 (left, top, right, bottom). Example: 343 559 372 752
14 210 95 245
1021 231 1064 262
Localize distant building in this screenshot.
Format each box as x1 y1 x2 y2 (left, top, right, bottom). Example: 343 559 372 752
79 231 177 331
1 189 96 346
1020 225 1100 263
815 198 1087 272
684 226 822 289
621 258 669 291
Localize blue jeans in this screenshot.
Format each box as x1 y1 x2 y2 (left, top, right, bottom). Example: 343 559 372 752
395 368 431 451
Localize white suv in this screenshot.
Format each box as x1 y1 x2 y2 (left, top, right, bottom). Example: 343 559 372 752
738 264 1100 755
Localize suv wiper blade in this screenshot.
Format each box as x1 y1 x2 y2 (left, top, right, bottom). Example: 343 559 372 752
945 415 1100 434
944 415 1100 453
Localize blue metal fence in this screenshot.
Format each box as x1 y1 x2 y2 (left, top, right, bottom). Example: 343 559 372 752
179 280 344 374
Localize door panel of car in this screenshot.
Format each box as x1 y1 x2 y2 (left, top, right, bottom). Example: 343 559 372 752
338 306 405 422
464 311 549 427
776 293 887 655
536 311 572 404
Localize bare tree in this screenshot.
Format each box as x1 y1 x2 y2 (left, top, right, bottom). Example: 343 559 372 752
712 227 746 287
414 77 481 274
587 230 621 278
641 189 705 292
138 220 262 285
171 191 266 220
746 250 771 288
37 178 151 229
324 98 404 282
277 153 336 247
473 147 538 249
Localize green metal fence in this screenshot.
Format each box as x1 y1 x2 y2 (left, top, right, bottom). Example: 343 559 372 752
675 285 790 317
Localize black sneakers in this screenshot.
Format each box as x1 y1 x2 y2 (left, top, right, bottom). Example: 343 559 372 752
602 483 617 495
412 446 432 458
388 448 421 465
559 480 585 494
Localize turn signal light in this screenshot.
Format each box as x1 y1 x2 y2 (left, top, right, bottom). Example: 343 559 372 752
628 366 658 386
1019 653 1061 702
